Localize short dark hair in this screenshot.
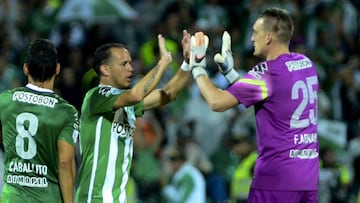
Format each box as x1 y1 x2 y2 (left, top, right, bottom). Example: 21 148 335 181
26 39 58 82
259 7 294 44
92 43 125 75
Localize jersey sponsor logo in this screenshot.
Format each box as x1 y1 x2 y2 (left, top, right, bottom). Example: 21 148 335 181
289 148 318 159
285 58 312 72
7 175 48 187
13 91 58 108
248 62 268 79
112 121 135 138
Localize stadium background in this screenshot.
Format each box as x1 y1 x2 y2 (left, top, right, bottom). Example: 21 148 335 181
0 0 359 202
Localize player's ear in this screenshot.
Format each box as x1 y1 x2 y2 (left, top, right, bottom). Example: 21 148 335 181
56 63 61 76
99 64 110 76
266 32 272 45
23 63 29 76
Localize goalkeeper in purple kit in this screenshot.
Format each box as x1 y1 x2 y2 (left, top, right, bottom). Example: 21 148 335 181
189 7 319 203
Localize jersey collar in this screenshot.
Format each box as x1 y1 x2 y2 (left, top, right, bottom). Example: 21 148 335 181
26 83 54 93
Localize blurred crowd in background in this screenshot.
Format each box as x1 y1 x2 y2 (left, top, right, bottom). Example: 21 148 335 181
0 0 360 202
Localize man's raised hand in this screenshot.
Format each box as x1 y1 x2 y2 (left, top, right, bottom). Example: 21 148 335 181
214 31 240 84
180 30 191 71
190 31 209 79
158 34 172 65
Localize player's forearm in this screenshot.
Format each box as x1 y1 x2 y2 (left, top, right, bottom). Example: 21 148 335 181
114 59 169 109
138 59 169 96
58 160 75 203
142 69 190 110
162 69 191 101
196 75 229 112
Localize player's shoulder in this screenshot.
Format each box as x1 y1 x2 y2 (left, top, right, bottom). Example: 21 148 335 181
247 61 269 80
87 85 124 98
252 61 269 73
0 87 26 101
0 86 26 94
52 93 78 112
265 52 314 72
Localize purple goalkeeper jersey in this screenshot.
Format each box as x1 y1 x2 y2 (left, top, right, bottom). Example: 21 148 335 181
227 53 319 191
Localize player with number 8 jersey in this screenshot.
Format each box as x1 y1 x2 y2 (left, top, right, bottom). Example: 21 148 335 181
0 39 79 203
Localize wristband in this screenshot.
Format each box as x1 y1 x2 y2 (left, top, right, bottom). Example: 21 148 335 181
180 61 191 72
225 68 240 84
192 67 207 79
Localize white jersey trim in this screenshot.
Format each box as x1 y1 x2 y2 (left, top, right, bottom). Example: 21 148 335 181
87 116 103 203
26 83 54 93
102 129 119 202
119 138 132 203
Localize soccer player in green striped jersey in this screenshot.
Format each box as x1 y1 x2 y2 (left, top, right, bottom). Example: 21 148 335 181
0 39 79 203
75 31 192 203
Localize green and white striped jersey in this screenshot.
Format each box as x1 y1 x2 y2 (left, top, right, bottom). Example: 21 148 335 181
76 85 143 203
162 163 206 203
0 84 79 203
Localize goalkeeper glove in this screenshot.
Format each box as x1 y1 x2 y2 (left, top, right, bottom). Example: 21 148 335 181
213 31 240 84
190 32 209 79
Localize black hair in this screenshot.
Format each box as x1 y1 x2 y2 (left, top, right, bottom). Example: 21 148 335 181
26 39 58 82
92 43 125 75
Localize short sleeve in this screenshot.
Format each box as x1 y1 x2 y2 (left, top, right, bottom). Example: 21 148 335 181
58 108 80 146
227 62 273 107
134 101 144 117
88 86 123 115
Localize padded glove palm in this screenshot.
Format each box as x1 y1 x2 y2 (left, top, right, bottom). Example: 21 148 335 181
214 31 240 84
190 32 209 79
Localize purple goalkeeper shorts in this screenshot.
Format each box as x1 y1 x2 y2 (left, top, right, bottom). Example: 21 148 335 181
248 189 318 203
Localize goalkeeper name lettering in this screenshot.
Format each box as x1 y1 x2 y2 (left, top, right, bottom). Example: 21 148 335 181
293 133 317 144
13 91 58 108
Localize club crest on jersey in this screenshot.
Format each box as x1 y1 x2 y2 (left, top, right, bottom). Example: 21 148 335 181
249 62 268 79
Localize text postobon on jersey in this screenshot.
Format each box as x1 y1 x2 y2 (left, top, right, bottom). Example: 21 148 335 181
6 161 48 187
